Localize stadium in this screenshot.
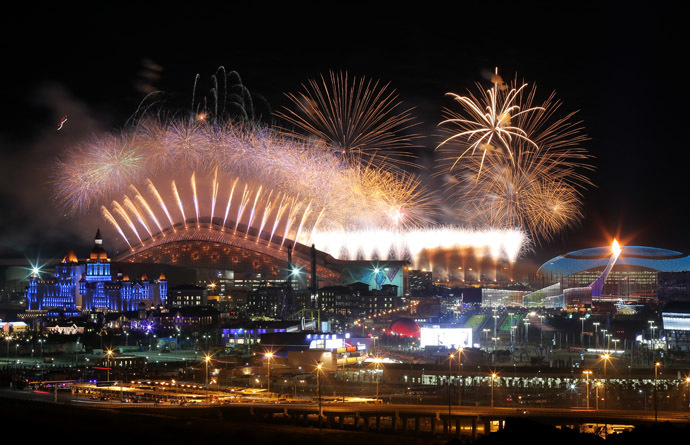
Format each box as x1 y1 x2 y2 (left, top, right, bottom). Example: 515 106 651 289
114 219 409 297
537 245 690 301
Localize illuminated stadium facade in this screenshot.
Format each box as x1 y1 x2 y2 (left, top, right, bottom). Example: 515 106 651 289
537 246 690 302
114 220 409 298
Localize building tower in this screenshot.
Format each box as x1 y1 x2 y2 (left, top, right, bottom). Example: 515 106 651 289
157 273 168 307
84 229 112 310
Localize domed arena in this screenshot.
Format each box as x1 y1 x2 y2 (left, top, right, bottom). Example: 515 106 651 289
390 318 421 337
538 246 690 300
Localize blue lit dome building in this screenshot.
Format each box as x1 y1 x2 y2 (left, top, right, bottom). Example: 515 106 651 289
537 246 690 302
25 230 168 312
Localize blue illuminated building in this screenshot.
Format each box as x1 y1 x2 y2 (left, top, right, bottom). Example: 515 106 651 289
25 230 167 312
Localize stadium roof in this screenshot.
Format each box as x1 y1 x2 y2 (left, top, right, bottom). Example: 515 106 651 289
538 246 690 277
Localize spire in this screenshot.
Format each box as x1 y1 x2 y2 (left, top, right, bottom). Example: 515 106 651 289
89 227 109 262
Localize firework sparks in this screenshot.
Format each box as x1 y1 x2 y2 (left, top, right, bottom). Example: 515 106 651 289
53 117 435 232
53 76 532 267
277 70 421 169
310 226 527 266
437 68 545 178
441 75 593 242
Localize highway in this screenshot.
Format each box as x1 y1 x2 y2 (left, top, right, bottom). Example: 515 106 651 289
4 386 689 424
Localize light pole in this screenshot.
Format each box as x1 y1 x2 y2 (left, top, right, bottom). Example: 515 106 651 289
595 381 601 410
204 355 211 385
483 329 490 356
5 336 11 358
649 321 656 351
265 352 274 394
583 370 592 409
373 357 382 402
685 377 690 409
457 347 464 406
492 309 498 361
316 362 323 429
593 322 600 349
106 349 113 381
448 352 454 434
539 315 545 347
490 373 497 408
602 353 610 410
654 361 660 422
580 317 586 347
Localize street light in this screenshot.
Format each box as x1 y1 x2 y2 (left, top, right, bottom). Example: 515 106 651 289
316 362 323 429
457 347 464 406
265 352 274 394
539 314 545 347
583 370 592 409
490 373 497 407
106 349 113 381
5 336 12 359
492 308 499 360
685 376 690 410
595 381 602 410
649 321 657 351
593 322 600 349
654 361 661 422
602 353 611 410
580 317 586 347
204 355 211 386
373 357 383 402
447 352 454 433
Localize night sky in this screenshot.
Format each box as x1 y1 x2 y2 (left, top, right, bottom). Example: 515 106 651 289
1 5 687 271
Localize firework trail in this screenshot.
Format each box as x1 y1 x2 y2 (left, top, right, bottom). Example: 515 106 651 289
276 70 422 170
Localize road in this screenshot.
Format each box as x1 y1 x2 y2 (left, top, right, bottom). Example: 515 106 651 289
3 386 688 426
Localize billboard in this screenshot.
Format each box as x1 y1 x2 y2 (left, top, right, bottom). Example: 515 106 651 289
420 326 472 349
663 313 690 331
340 261 406 296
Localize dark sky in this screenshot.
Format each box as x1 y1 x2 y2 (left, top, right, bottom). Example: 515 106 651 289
1 5 687 270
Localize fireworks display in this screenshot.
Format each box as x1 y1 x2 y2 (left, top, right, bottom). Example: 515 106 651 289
310 227 525 266
437 70 593 242
276 70 421 169
50 67 597 271
53 116 437 249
